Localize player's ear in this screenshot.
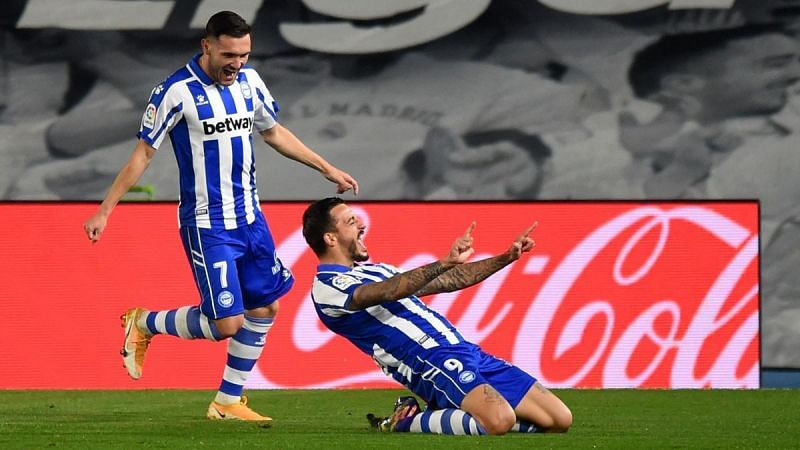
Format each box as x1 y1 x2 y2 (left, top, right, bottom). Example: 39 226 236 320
323 232 337 247
200 38 211 55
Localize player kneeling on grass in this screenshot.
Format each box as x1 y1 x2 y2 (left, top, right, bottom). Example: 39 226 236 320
301 198 572 435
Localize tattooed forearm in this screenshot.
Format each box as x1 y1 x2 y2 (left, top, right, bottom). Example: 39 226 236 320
416 253 513 297
349 260 453 310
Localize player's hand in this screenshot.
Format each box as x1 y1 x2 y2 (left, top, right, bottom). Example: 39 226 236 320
508 222 537 261
83 212 108 243
443 222 475 266
325 167 360 195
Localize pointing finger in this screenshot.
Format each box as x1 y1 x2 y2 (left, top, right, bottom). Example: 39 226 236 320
520 221 538 239
464 221 476 238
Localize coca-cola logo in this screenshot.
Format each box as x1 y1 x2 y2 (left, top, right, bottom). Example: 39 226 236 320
0 202 757 389
248 203 759 389
513 206 758 388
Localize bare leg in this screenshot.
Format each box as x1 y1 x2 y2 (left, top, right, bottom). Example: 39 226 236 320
460 383 517 435
513 381 572 432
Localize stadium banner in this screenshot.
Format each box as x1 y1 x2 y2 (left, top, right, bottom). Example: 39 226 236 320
1 1 797 371
0 201 759 389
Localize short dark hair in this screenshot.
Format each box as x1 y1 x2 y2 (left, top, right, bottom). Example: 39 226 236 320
205 11 251 39
303 197 346 256
628 23 790 99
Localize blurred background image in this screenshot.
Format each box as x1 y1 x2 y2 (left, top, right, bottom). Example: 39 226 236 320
1 0 798 370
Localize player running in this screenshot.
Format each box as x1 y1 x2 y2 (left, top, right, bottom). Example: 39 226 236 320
83 11 358 422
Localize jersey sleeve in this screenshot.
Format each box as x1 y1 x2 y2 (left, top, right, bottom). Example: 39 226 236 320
249 70 280 132
137 82 184 150
379 263 405 273
312 272 367 317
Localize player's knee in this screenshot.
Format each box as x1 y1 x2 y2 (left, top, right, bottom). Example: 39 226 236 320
214 315 244 338
263 301 279 317
249 301 279 318
478 410 516 436
215 327 239 339
548 405 573 433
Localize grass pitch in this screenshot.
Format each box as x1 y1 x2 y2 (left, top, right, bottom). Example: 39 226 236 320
1 389 798 449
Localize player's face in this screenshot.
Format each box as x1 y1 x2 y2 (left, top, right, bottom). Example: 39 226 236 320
330 204 368 262
202 34 251 86
695 33 800 119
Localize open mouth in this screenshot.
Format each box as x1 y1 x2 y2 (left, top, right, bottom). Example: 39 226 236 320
221 67 238 82
357 230 366 248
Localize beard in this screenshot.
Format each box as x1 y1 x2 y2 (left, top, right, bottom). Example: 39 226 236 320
349 240 369 262
206 58 238 86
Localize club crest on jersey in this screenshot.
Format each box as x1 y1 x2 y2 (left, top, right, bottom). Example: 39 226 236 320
240 81 252 99
459 371 476 384
332 274 360 290
142 104 156 129
195 94 209 106
217 290 234 308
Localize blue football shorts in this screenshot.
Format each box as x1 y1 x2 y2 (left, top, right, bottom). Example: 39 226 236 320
404 342 537 410
179 213 294 320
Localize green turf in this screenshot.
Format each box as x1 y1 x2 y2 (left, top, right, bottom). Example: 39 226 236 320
0 389 798 449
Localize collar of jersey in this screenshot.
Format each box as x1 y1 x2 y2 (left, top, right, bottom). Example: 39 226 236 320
317 263 353 273
188 53 215 86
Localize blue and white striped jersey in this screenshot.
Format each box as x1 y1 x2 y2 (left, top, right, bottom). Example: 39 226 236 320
312 262 467 379
138 54 279 229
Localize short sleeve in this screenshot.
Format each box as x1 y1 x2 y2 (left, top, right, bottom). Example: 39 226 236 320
248 70 279 132
312 273 365 316
137 81 184 149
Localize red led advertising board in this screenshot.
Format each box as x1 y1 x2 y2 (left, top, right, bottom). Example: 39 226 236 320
0 202 758 389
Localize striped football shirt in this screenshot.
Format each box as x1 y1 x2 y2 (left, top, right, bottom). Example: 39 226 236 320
312 262 466 379
138 53 278 229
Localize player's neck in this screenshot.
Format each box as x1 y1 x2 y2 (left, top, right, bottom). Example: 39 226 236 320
197 54 214 82
318 252 354 268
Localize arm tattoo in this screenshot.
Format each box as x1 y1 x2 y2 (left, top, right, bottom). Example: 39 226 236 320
416 254 513 297
349 260 452 310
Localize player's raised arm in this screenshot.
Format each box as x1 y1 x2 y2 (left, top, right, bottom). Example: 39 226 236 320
260 124 359 195
83 139 157 243
415 222 537 297
348 223 476 310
